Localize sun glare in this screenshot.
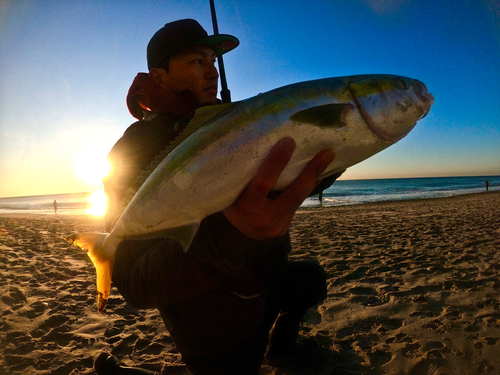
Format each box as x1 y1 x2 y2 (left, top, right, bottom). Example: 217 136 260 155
87 191 107 216
75 147 110 184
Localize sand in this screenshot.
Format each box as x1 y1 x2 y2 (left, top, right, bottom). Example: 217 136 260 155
1 191 499 375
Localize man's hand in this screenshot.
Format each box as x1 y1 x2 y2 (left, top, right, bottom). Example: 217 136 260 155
223 138 335 240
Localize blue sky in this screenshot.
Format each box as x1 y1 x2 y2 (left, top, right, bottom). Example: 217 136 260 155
1 0 499 197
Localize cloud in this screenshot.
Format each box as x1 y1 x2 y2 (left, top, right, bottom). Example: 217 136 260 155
482 0 500 49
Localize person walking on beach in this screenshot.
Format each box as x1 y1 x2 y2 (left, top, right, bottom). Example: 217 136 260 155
53 200 57 214
99 19 342 375
485 179 489 191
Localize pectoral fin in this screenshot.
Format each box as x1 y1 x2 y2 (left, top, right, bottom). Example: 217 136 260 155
125 222 201 253
161 222 201 253
290 103 353 128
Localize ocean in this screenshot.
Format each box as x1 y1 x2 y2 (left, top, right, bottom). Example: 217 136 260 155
0 176 498 216
0 192 105 216
302 175 500 207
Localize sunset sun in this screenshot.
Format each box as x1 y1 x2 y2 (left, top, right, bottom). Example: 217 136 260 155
74 147 110 184
87 191 107 216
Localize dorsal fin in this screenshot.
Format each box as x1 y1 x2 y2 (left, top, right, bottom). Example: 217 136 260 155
112 102 241 228
188 102 240 130
125 222 201 253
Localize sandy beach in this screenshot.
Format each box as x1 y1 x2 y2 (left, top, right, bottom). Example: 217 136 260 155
1 191 499 374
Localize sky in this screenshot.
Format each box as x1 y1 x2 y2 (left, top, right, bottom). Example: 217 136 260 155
1 0 499 198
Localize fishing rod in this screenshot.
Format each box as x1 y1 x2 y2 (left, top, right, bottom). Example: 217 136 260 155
209 0 231 103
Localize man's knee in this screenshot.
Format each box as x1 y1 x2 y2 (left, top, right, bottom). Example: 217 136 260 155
288 261 327 306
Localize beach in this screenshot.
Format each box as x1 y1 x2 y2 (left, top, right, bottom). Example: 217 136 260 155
1 191 499 374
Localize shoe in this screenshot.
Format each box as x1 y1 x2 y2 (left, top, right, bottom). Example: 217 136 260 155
94 353 160 375
265 338 319 367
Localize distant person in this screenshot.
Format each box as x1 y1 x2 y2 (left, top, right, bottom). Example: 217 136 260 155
101 19 343 374
53 200 57 214
318 191 323 205
485 179 489 191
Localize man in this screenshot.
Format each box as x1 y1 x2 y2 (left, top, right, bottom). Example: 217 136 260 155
100 19 340 375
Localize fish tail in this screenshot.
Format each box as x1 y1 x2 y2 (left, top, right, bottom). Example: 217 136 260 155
65 232 114 313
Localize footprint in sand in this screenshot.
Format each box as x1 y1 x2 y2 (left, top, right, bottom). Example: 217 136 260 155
3 330 37 356
337 317 404 337
31 313 71 338
18 301 49 319
405 341 461 374
111 333 138 356
402 341 421 358
1 287 27 310
347 286 390 307
409 357 450 375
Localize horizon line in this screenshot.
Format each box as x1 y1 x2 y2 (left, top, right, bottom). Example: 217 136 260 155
1 174 499 200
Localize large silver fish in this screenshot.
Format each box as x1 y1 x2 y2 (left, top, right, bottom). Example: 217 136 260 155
67 74 434 312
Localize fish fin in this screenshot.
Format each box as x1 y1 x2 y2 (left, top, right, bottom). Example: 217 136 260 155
95 259 113 313
65 232 114 313
161 222 201 253
319 168 346 181
188 102 241 129
290 103 353 128
65 232 107 253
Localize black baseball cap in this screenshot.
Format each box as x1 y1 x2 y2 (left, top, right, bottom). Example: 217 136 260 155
147 19 239 70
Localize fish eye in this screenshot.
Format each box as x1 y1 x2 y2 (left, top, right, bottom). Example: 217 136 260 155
398 79 409 89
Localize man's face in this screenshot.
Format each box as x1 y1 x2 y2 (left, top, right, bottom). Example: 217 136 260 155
159 45 219 106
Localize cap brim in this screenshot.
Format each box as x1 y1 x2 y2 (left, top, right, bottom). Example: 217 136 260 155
189 34 239 56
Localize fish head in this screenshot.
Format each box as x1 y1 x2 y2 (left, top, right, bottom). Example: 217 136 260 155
348 75 434 142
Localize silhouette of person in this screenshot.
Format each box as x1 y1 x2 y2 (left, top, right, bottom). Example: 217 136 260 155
318 191 323 205
485 179 489 191
53 200 57 214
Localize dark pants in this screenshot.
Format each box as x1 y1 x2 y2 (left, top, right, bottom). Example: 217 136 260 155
182 261 327 375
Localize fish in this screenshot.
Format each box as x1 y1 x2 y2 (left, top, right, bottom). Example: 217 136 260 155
66 74 434 312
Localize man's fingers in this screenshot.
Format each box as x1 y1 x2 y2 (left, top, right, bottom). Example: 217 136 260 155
278 149 335 208
224 142 335 240
244 138 296 199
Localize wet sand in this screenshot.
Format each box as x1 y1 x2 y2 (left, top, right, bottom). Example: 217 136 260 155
1 191 499 374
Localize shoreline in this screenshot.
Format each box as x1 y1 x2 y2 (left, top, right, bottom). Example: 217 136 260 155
1 190 499 374
1 190 497 220
0 212 106 221
298 190 499 211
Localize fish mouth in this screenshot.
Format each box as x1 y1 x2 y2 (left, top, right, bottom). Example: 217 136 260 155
414 82 434 119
